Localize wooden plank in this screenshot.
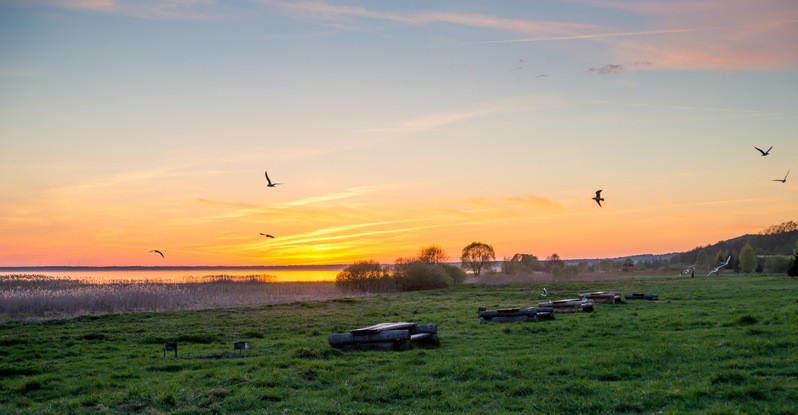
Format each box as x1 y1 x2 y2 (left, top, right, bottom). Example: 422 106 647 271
351 322 416 335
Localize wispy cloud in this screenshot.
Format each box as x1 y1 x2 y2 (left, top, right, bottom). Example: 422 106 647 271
260 0 797 71
31 0 230 20
259 0 601 36
274 185 397 208
356 92 565 140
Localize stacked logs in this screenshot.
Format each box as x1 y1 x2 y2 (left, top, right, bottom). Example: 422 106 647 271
579 291 624 304
328 322 439 352
478 307 555 323
538 299 595 313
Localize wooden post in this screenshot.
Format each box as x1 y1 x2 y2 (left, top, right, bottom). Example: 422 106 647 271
163 343 177 358
234 341 250 354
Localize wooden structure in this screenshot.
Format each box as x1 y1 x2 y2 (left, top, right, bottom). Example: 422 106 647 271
579 291 624 304
328 322 439 352
624 293 659 301
163 342 177 358
538 299 594 313
478 307 554 323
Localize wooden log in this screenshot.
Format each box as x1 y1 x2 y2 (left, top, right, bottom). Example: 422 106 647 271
486 315 532 323
351 322 416 335
410 324 438 335
624 293 658 301
411 333 440 347
478 308 539 318
340 341 408 352
328 329 411 348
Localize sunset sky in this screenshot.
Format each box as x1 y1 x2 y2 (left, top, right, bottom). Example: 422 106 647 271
1 0 797 267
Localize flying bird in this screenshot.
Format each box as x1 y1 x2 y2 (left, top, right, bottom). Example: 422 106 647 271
260 233 275 238
772 170 790 183
149 250 164 258
540 287 548 297
592 190 604 207
264 171 281 187
755 146 772 156
707 256 731 276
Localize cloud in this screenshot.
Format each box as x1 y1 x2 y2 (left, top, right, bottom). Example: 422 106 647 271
356 92 564 139
263 0 797 71
588 64 624 74
31 0 229 20
259 0 603 37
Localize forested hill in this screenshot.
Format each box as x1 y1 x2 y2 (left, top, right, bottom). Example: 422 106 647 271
670 222 798 265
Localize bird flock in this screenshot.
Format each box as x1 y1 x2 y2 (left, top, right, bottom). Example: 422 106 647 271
149 147 790 260
589 145 788 208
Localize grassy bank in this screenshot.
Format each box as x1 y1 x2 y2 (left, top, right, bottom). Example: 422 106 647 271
1 274 797 414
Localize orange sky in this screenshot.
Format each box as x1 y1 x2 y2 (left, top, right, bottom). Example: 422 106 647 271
1 1 796 266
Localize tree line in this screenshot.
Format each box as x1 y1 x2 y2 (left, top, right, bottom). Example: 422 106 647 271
338 223 798 292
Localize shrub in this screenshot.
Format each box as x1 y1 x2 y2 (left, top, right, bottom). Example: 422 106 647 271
335 260 395 293
393 261 452 291
501 259 526 275
764 255 792 274
440 264 468 285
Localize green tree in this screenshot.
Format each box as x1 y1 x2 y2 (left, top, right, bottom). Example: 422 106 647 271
501 256 525 275
788 242 798 277
460 242 496 276
764 255 792 274
695 249 709 270
520 254 541 271
739 244 756 274
597 259 615 273
545 253 564 273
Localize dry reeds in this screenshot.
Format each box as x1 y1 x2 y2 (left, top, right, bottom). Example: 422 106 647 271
0 274 355 322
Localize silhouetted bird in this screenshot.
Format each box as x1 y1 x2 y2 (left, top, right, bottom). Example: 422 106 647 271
592 190 604 207
755 146 772 156
149 250 164 258
772 170 790 183
265 171 281 187
260 233 275 238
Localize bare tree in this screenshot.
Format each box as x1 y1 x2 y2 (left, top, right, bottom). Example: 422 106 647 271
418 244 448 264
460 242 496 276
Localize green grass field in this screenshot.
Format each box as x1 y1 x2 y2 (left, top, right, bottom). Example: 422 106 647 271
1 274 797 414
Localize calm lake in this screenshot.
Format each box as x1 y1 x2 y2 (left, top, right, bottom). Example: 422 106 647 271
0 265 346 283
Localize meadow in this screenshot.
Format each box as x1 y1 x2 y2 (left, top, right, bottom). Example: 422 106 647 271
1 273 797 414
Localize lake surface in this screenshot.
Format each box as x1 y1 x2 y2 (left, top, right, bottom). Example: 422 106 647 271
0 266 346 283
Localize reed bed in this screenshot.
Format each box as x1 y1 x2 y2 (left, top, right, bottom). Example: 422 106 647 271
0 274 354 321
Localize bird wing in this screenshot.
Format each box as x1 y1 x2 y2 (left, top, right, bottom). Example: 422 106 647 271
150 250 164 258
785 170 790 180
755 146 765 154
595 199 602 207
595 190 602 197
767 146 773 152
264 170 273 185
